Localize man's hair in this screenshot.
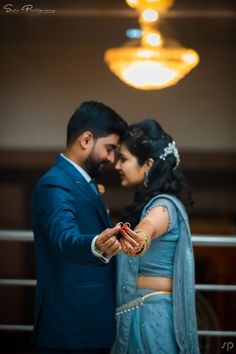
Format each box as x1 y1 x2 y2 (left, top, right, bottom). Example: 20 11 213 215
67 101 127 146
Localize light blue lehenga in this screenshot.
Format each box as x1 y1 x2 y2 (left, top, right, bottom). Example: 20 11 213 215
111 194 200 354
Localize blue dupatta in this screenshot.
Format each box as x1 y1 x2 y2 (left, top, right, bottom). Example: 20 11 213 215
156 194 199 353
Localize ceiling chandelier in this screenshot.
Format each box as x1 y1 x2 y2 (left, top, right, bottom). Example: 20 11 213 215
104 0 199 90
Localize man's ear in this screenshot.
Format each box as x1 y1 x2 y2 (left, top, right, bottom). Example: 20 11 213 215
79 131 94 149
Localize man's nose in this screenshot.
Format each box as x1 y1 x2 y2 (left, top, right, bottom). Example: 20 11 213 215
107 151 115 164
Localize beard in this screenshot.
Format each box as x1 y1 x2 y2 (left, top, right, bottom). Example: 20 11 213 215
84 152 109 177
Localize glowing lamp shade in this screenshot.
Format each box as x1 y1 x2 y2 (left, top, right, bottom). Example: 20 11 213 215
104 46 199 90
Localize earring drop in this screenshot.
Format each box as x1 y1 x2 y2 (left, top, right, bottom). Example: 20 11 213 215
144 171 149 188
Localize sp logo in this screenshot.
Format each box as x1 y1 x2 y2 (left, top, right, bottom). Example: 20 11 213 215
221 342 234 351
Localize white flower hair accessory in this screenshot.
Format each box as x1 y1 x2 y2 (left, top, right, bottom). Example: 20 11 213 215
159 141 180 168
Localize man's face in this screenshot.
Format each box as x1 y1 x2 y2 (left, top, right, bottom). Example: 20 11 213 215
84 133 120 177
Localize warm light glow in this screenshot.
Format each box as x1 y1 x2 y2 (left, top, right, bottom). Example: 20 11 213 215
126 0 174 12
137 49 154 58
122 61 179 89
126 0 139 8
141 9 158 22
104 0 199 90
143 32 162 46
104 46 199 90
181 53 197 64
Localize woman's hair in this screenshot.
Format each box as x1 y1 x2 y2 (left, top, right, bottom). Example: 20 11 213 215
121 119 193 227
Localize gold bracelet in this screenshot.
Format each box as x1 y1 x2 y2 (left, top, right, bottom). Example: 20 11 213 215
135 229 151 248
132 229 151 257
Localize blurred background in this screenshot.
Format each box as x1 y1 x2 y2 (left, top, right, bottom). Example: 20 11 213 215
0 0 236 353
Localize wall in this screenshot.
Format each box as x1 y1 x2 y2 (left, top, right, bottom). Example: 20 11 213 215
0 14 235 151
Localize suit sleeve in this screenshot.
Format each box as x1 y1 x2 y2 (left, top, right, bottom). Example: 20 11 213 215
32 181 103 265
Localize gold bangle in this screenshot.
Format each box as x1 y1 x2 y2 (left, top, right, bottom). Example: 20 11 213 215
132 243 148 257
132 229 151 257
135 229 151 248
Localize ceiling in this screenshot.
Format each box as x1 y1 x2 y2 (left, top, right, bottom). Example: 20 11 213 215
1 0 236 17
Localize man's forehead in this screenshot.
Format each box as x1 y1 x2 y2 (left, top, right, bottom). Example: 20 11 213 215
99 133 120 145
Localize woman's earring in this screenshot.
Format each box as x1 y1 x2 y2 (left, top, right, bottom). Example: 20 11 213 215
144 171 149 188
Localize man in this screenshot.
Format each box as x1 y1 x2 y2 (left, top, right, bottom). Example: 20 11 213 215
31 101 127 354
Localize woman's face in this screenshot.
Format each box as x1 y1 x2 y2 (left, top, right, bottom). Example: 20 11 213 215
115 144 147 187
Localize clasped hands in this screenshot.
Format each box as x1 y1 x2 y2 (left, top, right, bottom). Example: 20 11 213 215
95 222 146 257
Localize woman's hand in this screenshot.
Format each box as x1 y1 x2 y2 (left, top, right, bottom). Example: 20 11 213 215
119 225 145 256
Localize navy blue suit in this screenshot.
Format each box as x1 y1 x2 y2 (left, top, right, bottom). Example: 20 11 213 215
31 155 116 350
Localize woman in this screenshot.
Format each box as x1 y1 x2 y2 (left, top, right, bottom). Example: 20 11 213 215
112 120 199 354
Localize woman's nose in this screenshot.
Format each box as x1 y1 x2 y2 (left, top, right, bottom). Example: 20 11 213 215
115 160 120 170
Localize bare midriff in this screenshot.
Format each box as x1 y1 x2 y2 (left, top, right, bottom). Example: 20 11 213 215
136 275 172 292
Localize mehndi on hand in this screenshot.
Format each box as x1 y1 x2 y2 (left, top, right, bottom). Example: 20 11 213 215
117 222 151 257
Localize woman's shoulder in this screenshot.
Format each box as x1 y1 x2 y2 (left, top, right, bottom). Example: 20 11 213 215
141 194 186 234
142 194 182 213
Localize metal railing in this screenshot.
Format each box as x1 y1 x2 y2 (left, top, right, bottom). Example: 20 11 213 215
0 230 236 337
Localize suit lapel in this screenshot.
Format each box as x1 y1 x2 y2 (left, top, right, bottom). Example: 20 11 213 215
55 155 111 227
74 178 111 227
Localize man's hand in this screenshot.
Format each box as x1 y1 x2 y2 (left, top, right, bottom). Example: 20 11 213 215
96 225 122 256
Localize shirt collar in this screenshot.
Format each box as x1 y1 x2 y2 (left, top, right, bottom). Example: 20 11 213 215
60 153 92 183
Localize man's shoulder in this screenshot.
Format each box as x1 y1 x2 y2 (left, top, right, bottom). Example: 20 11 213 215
36 164 71 190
